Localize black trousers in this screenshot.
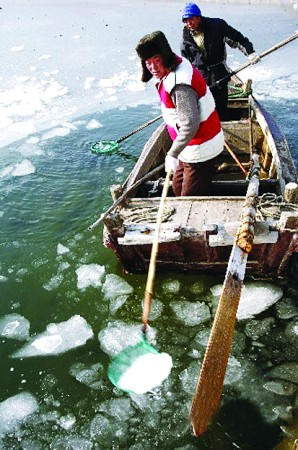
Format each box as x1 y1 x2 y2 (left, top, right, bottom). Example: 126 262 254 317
210 82 228 121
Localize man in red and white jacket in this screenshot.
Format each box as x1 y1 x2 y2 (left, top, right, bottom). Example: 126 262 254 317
136 30 224 196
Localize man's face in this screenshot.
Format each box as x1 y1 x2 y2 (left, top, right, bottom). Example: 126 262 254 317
184 16 201 32
145 54 169 80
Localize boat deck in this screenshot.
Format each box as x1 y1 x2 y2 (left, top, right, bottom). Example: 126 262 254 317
122 196 244 229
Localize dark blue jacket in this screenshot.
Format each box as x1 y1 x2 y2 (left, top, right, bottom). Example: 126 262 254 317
181 17 255 85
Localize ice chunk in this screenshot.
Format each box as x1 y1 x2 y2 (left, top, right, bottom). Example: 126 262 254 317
210 284 222 297
97 398 135 421
224 355 244 385
171 301 210 326
11 315 93 358
69 362 104 390
266 362 298 384
179 361 201 395
193 328 210 347
116 352 173 394
98 321 156 358
0 313 30 340
102 274 133 300
12 159 35 177
189 280 205 295
0 275 8 282
57 243 70 255
162 279 180 294
244 317 275 340
90 413 116 441
109 295 129 314
263 380 296 396
285 319 298 344
86 119 102 129
43 273 64 291
275 297 298 320
210 281 283 320
237 282 283 320
0 392 38 436
147 298 164 321
58 413 76 430
76 264 105 290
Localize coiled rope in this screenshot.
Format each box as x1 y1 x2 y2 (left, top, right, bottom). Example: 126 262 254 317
228 84 252 99
256 193 298 221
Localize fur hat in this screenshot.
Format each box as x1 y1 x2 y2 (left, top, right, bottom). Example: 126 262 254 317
135 31 177 82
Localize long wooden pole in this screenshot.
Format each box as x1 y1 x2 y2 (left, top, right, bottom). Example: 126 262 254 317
224 142 248 176
213 31 297 88
189 152 260 436
142 170 172 333
88 163 165 231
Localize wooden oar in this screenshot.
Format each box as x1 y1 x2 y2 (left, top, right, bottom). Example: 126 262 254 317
189 152 260 436
142 170 172 333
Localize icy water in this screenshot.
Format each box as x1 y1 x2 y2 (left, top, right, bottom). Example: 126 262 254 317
0 0 298 448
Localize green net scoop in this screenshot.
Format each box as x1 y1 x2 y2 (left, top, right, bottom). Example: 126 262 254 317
108 336 158 390
91 140 119 154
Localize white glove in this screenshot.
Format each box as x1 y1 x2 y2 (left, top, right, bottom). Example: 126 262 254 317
165 154 178 173
248 52 260 64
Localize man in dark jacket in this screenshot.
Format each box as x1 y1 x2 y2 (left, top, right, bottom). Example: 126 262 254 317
180 2 260 119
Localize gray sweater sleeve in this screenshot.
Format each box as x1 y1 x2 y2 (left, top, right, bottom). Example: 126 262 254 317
167 84 200 158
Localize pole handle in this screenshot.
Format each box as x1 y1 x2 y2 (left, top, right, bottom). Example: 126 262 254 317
142 170 172 332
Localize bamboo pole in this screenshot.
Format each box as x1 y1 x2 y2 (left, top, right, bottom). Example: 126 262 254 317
142 170 172 333
190 152 260 436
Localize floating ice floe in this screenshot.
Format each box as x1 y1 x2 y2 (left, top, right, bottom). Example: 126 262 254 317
57 243 70 255
41 126 70 140
162 279 180 294
102 274 133 313
210 281 283 320
43 273 64 291
76 264 105 290
98 320 156 358
11 315 93 358
171 301 210 326
0 314 30 340
12 159 36 177
102 274 133 300
0 392 38 436
69 362 105 391
86 119 102 129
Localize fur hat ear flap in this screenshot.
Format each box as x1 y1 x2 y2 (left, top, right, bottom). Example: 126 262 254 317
141 60 153 82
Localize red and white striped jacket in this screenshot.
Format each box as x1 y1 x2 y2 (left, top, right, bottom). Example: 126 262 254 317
157 57 224 163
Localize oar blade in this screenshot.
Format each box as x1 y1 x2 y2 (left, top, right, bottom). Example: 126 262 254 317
189 272 242 436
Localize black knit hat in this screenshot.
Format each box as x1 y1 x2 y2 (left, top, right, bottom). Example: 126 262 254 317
135 31 177 82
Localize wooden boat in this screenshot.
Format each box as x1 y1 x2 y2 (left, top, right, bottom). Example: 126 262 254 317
102 78 298 278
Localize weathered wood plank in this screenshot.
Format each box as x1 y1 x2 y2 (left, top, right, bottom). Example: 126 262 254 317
118 223 181 245
208 221 278 247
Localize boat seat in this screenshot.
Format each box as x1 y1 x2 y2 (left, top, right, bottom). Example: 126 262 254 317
211 179 279 196
138 178 279 198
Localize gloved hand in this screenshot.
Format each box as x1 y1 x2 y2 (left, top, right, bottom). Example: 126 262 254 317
248 52 261 64
165 154 178 173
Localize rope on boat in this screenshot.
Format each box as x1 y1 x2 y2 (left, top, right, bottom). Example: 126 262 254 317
123 204 175 224
256 193 298 221
228 84 252 99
